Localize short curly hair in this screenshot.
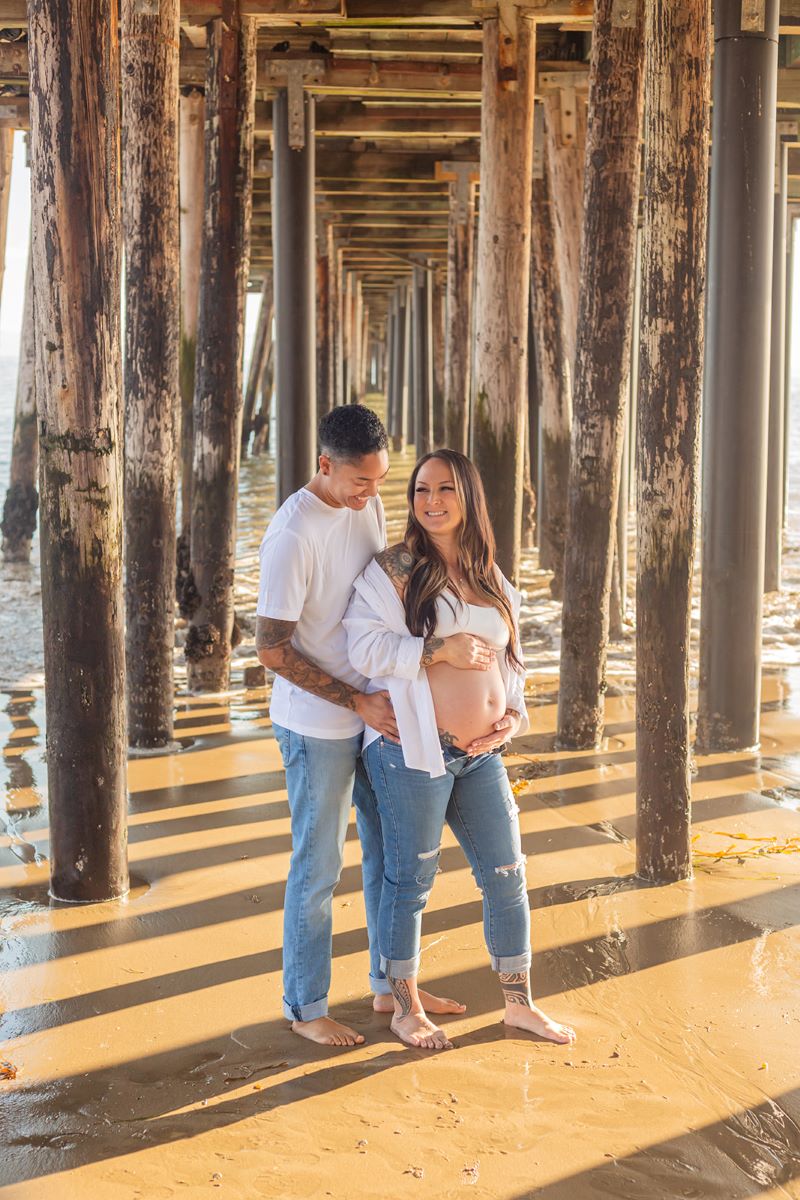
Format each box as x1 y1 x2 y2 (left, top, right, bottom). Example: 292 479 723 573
318 404 389 463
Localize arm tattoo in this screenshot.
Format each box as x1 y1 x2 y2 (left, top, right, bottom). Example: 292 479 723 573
437 727 458 748
499 970 532 1008
255 616 359 711
421 636 443 667
387 976 414 1018
376 543 415 590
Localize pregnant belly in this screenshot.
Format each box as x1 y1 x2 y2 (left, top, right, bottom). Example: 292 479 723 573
427 660 507 750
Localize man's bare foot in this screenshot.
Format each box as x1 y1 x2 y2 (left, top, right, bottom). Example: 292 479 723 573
373 988 465 1016
391 1010 453 1050
504 1003 576 1045
290 1016 365 1047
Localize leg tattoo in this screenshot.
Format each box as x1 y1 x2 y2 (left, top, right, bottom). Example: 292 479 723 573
499 970 532 1008
388 976 414 1018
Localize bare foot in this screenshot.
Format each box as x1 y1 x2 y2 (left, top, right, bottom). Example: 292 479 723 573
391 1010 453 1050
290 1016 365 1047
504 1002 576 1044
373 988 465 1016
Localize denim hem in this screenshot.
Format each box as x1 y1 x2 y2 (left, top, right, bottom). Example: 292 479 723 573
282 995 329 1022
370 974 393 996
490 951 532 973
380 954 420 979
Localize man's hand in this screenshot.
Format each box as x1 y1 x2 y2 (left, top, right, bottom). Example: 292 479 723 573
355 690 400 742
464 708 522 756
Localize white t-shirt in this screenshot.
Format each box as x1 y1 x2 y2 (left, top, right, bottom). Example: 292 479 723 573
257 487 387 738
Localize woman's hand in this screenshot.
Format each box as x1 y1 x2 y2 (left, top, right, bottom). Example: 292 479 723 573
423 632 495 671
464 708 522 756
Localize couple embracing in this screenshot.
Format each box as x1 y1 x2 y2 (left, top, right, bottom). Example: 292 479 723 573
256 405 575 1052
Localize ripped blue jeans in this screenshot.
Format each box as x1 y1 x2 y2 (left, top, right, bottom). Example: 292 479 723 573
362 737 531 979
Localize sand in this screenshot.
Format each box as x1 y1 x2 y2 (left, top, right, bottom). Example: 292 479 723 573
1 436 800 1199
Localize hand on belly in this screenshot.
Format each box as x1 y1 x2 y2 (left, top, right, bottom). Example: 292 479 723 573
428 660 507 751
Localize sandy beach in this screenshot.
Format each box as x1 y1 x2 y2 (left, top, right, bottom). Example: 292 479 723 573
1 409 800 1199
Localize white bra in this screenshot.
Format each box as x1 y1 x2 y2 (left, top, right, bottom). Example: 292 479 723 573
433 591 510 650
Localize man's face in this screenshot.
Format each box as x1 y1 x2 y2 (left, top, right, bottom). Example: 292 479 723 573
320 449 390 510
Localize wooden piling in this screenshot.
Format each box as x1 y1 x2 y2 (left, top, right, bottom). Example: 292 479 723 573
122 0 180 748
0 127 12 303
412 264 433 456
472 14 535 581
636 0 710 884
542 87 586 378
186 16 256 693
29 0 128 901
1 246 37 563
530 108 571 596
442 163 476 454
765 139 787 592
697 1 779 752
178 89 205 549
316 226 332 419
241 272 273 454
432 268 446 447
556 0 645 749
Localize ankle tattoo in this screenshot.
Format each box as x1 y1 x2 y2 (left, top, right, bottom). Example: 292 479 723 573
499 970 532 1008
388 976 413 1018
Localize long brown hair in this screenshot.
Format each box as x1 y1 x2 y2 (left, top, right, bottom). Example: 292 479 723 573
402 450 522 669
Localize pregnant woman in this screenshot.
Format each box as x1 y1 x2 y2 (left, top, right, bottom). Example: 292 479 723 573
344 449 576 1051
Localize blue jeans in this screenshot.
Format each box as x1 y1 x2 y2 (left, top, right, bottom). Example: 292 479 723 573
362 737 531 979
272 724 390 1022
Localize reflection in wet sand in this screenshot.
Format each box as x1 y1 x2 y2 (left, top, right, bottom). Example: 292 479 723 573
1 432 800 1199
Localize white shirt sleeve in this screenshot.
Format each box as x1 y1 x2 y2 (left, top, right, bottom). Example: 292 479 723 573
343 587 425 682
257 528 310 621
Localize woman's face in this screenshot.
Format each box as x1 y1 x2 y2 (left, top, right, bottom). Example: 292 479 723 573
412 458 463 539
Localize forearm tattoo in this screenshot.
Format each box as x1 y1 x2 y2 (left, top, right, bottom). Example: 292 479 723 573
256 617 359 711
387 976 414 1018
438 727 458 748
376 543 415 589
499 970 532 1008
421 636 444 667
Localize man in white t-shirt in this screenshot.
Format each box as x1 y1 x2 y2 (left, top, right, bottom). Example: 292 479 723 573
257 405 462 1046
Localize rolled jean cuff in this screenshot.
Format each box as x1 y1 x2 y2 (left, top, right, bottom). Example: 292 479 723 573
380 953 420 979
370 972 392 996
282 995 328 1022
491 951 532 973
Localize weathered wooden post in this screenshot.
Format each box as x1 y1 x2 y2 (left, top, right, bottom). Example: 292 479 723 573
697 1 779 752
636 0 710 883
385 290 397 434
556 0 645 749
784 210 797 521
253 341 274 456
122 0 180 748
2 247 37 563
178 87 205 555
316 218 332 418
334 245 345 407
0 127 12 299
351 275 364 403
187 16 256 692
272 77 315 502
29 0 128 901
412 264 434 456
527 305 541 549
390 285 409 451
439 160 477 454
530 102 571 594
342 269 353 407
431 267 446 446
542 85 586 379
472 11 535 580
241 272 273 454
401 279 413 447
765 136 788 592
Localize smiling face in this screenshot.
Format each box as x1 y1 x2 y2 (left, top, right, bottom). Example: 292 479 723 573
412 456 463 539
319 449 390 510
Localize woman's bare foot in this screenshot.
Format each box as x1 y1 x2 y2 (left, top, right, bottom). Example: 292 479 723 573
290 1016 365 1047
503 1002 576 1045
391 1010 453 1050
373 988 465 1016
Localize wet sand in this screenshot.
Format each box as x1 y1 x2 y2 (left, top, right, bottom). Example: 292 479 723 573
2 430 800 1199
